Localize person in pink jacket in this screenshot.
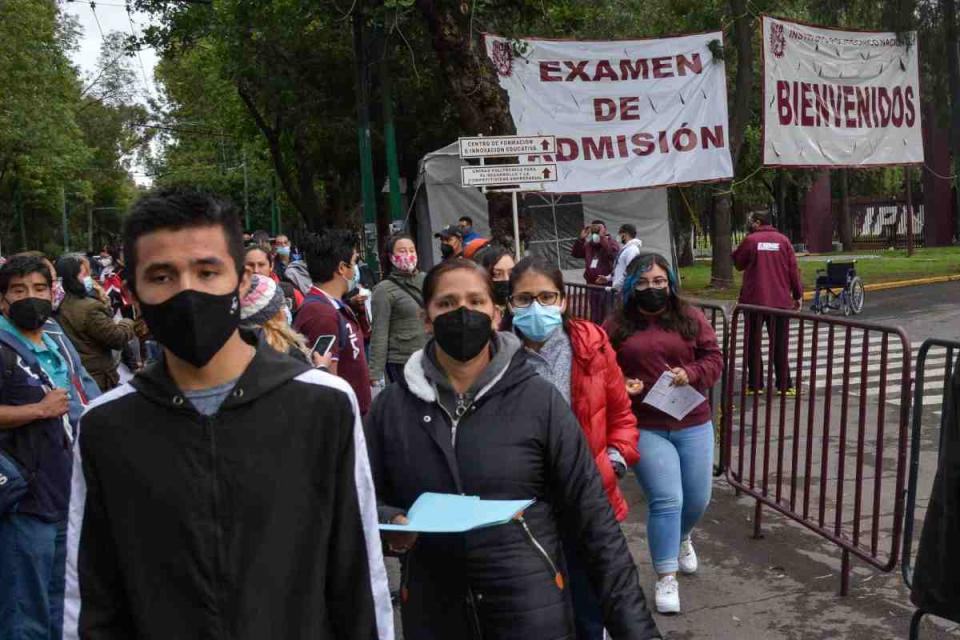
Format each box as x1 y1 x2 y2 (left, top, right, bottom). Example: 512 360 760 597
731 212 803 394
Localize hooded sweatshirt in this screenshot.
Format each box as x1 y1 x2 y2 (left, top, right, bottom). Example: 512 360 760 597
62 331 393 640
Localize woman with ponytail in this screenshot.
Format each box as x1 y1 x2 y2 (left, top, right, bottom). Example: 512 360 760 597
603 252 723 615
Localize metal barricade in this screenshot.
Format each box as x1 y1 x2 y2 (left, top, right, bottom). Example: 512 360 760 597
692 301 732 476
564 282 616 325
901 338 960 639
724 304 912 596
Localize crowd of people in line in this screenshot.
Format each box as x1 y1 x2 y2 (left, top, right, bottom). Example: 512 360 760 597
0 187 805 640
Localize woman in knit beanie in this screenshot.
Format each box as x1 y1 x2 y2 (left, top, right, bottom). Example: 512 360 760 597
241 274 310 361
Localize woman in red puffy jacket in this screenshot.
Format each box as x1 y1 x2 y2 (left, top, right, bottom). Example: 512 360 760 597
508 255 639 640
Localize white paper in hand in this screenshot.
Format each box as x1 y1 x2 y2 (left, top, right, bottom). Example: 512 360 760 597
641 371 706 421
379 493 535 533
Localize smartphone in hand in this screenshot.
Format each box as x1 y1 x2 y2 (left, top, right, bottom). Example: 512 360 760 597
311 334 337 358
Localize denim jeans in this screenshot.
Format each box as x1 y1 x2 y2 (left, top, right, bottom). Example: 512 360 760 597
0 514 67 640
632 422 714 575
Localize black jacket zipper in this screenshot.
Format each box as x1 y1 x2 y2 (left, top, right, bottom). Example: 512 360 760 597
516 515 565 590
204 414 226 637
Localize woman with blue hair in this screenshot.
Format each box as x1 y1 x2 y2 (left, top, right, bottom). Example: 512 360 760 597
603 252 723 615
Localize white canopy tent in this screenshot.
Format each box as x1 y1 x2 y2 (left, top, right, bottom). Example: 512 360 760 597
413 142 675 275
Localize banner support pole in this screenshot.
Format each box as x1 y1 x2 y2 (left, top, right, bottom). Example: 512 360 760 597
512 191 521 261
906 166 915 257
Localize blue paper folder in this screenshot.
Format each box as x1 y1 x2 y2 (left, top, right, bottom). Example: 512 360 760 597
379 493 536 533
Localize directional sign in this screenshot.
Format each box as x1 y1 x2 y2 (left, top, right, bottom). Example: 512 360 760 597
461 164 558 188
459 135 556 159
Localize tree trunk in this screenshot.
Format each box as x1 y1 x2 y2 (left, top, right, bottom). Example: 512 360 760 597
943 0 960 237
838 169 853 251
710 0 754 289
414 0 513 135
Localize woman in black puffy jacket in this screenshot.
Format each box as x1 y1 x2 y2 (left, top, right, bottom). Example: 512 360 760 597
364 258 660 640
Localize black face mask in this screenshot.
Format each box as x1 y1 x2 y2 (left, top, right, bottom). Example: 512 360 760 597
139 289 240 368
632 287 670 314
492 281 511 306
6 297 52 331
432 306 493 362
440 244 455 259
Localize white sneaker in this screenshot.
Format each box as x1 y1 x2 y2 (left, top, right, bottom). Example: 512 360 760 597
655 575 680 614
678 537 698 575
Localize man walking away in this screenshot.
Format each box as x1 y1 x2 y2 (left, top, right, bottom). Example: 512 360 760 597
611 224 643 291
293 230 373 416
63 189 393 640
732 212 803 395
0 255 101 640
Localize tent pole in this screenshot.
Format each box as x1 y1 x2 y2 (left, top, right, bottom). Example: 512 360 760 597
512 191 521 260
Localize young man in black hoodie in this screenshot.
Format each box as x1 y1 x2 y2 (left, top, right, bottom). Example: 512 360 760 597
62 188 393 640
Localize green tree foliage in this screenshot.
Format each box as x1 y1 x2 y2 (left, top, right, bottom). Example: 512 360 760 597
0 1 148 255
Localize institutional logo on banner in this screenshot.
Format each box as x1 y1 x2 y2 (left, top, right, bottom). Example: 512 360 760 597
761 16 924 167
484 33 733 193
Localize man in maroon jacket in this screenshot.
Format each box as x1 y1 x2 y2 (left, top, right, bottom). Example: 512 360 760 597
571 219 619 323
293 230 372 415
732 212 803 394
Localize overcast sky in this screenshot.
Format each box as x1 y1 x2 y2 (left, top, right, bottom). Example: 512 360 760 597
61 0 160 184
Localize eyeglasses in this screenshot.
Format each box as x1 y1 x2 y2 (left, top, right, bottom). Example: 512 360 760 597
509 291 561 308
634 277 669 291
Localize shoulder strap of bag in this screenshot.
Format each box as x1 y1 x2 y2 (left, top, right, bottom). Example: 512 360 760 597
388 275 424 308
302 293 349 351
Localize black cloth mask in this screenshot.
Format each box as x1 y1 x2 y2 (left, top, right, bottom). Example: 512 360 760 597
6 297 52 331
492 281 511 306
139 289 240 368
633 287 670 314
440 244 455 259
432 306 492 362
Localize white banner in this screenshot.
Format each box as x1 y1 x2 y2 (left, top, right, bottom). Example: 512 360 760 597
761 16 923 167
484 33 733 193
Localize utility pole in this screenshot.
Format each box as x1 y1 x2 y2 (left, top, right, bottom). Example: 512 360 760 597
382 63 403 228
270 174 279 236
905 166 915 257
353 11 379 271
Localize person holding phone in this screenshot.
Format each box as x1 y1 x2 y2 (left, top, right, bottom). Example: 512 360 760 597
294 230 372 415
571 220 619 323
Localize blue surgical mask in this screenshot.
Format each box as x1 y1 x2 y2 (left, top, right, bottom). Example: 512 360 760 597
276 246 290 258
513 301 563 343
343 264 359 291
83 276 95 293
590 233 601 244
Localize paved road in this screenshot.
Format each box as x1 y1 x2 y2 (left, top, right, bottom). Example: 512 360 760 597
856 280 960 342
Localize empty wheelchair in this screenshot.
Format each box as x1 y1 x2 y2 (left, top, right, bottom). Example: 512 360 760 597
810 260 865 316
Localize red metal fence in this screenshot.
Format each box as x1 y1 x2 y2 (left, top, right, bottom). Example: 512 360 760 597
724 304 912 595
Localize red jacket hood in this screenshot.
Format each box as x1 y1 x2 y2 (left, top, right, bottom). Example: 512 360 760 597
567 317 609 363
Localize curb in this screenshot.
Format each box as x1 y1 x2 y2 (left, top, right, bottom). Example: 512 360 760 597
800 273 960 300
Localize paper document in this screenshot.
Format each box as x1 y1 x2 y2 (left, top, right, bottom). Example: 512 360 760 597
641 371 706 421
379 493 536 533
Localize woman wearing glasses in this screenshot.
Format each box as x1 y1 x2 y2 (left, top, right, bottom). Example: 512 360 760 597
603 252 723 615
507 256 640 640
365 258 661 640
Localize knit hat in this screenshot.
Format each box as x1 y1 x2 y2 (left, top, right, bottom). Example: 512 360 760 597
241 274 285 325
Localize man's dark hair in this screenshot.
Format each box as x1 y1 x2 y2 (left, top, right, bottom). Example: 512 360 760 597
301 229 358 284
122 188 244 294
0 255 53 295
750 212 769 226
591 219 605 226
619 224 637 238
459 216 473 226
